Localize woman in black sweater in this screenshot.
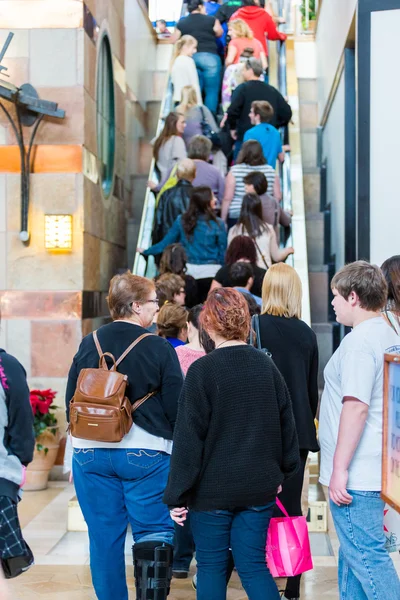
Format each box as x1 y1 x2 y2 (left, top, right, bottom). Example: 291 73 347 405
258 263 319 600
65 272 183 600
164 288 299 600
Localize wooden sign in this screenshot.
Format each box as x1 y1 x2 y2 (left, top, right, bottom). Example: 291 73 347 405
382 353 400 513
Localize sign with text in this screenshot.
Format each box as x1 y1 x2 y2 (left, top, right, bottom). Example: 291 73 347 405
382 354 400 514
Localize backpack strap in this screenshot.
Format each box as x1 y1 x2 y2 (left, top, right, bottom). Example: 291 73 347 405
93 330 103 358
115 333 153 367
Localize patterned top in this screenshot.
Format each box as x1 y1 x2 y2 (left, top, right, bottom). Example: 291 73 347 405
229 163 276 219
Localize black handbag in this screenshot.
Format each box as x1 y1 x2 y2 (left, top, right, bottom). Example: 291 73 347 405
199 106 222 148
1 543 34 579
250 315 272 358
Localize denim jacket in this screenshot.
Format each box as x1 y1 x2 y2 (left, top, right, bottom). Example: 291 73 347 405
144 215 227 265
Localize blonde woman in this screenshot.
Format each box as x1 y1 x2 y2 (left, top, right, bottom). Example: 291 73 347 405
177 85 218 148
226 19 267 69
171 35 202 106
257 263 319 600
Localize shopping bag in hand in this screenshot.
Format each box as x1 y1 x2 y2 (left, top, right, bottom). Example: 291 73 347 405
266 498 313 577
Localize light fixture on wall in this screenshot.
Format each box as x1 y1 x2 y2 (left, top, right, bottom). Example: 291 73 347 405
44 214 73 251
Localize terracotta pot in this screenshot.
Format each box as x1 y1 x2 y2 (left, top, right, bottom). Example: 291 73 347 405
25 428 60 491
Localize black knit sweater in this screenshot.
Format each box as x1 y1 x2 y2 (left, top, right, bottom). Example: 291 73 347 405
163 345 299 511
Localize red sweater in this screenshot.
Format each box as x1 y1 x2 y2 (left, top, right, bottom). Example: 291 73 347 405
230 6 286 55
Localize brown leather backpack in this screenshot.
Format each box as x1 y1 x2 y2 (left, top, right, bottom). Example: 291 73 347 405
69 331 156 443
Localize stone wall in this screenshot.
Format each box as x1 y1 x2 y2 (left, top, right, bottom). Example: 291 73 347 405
0 1 164 428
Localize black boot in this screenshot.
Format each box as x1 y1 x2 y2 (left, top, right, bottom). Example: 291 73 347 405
132 540 173 600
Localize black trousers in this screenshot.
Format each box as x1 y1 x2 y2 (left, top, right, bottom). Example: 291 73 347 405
274 449 309 599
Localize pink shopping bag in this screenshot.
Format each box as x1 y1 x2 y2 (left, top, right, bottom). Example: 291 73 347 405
266 498 313 578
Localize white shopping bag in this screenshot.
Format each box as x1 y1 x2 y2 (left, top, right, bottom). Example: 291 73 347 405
384 504 400 553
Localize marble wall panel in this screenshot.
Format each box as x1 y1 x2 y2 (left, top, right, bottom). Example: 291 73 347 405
6 319 32 376
0 291 82 320
0 1 84 29
25 87 85 146
0 125 6 145
99 238 125 290
115 85 126 137
84 91 97 156
77 28 84 86
31 320 81 377
0 174 5 232
7 230 84 290
0 320 6 350
7 174 23 232
0 232 6 290
104 198 126 247
84 31 96 99
113 0 124 23
30 29 77 87
108 1 122 64
0 30 29 58
83 175 105 239
95 0 109 24
83 232 101 291
114 129 126 179
0 57 28 87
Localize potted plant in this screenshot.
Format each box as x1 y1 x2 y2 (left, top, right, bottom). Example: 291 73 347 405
300 0 317 31
25 389 60 491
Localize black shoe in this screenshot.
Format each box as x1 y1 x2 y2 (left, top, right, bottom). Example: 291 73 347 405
172 570 189 579
133 541 173 600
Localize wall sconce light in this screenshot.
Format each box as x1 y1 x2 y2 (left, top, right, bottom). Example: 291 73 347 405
44 214 72 251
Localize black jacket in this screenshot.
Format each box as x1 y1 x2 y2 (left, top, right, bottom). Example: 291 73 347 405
0 349 35 501
152 180 192 246
227 80 292 140
216 0 245 23
65 322 183 441
258 314 319 451
163 345 299 510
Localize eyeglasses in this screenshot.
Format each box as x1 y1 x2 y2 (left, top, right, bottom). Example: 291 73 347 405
179 288 185 294
146 299 159 305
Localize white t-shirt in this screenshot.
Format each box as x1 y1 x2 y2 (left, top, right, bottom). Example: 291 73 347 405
319 316 400 491
72 424 172 454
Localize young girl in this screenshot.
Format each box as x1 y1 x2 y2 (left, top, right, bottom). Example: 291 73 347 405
171 35 202 106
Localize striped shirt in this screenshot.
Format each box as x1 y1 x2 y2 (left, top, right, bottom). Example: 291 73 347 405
229 163 276 219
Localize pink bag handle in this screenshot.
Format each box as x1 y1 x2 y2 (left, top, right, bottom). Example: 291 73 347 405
276 497 290 518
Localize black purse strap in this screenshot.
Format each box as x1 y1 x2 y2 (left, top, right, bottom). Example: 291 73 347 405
250 315 272 357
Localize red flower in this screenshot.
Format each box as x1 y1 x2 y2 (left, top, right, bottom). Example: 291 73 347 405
37 397 52 415
30 394 40 414
30 388 57 415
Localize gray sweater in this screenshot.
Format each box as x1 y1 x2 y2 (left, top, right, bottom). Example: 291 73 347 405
0 349 35 501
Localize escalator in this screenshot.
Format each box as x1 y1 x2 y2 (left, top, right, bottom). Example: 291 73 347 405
133 0 310 325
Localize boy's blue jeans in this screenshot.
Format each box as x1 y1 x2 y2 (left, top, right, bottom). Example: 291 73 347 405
73 448 174 600
330 490 400 600
190 502 280 600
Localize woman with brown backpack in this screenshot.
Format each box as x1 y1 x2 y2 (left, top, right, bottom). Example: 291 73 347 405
66 272 183 600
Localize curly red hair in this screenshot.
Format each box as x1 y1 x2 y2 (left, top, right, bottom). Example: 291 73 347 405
200 288 250 342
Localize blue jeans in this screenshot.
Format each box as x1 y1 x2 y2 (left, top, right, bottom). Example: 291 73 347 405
193 52 222 114
73 448 174 600
330 491 400 600
191 502 280 600
173 512 195 571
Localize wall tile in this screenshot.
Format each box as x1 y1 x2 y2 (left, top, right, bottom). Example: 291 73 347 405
31 320 81 377
30 29 77 87
83 232 100 291
0 174 5 232
108 3 122 63
84 91 97 155
83 176 105 239
0 232 6 290
28 87 84 146
0 57 28 87
77 28 84 86
0 319 7 350
115 85 125 137
0 125 6 145
0 30 29 58
84 31 96 99
7 320 31 376
6 174 21 232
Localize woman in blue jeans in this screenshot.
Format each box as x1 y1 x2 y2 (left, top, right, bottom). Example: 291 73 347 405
65 272 183 600
163 288 300 600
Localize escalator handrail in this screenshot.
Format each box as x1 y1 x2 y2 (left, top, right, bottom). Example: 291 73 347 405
277 0 293 266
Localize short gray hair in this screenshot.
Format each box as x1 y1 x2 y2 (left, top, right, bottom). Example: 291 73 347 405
245 58 263 78
188 135 212 161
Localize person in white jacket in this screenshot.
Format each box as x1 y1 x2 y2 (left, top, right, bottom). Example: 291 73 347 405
171 35 202 106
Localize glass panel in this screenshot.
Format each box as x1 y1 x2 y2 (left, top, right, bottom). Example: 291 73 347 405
96 34 115 198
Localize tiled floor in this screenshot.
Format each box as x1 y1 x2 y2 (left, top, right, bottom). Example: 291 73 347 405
6 482 400 599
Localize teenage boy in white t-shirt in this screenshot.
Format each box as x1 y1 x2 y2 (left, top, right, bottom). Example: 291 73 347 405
319 261 400 600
